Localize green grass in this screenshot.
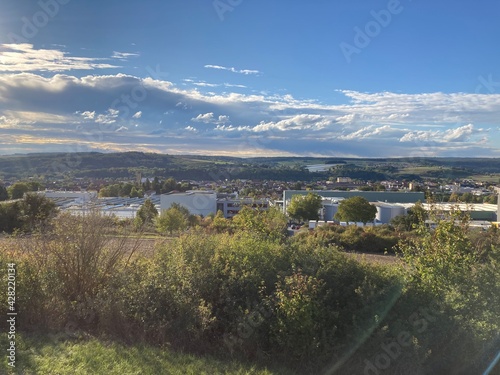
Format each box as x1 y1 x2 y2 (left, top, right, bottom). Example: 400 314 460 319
0 334 288 375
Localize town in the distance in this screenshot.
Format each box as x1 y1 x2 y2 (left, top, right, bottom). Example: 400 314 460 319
1 152 499 232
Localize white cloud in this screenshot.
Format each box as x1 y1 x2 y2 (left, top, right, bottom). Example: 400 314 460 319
112 51 140 60
338 125 396 140
192 112 214 123
1 110 69 124
218 115 230 124
191 113 230 125
399 124 487 143
188 80 247 89
252 114 332 132
0 71 499 157
214 124 251 132
335 114 357 125
94 109 119 125
204 64 260 75
80 111 95 120
0 44 119 72
185 126 198 132
192 82 219 87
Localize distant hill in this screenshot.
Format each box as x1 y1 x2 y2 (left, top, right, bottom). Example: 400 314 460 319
0 152 500 182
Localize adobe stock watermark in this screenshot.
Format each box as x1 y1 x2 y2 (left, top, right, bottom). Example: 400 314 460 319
109 65 169 119
475 74 500 94
340 0 404 63
213 0 243 21
7 0 71 43
363 303 440 375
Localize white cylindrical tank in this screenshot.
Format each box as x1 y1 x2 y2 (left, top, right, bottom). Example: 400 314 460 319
376 204 405 224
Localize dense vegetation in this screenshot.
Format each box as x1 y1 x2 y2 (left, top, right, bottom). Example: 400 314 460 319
0 193 58 233
0 205 498 374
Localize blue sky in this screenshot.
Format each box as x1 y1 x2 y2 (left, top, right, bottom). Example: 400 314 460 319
1 0 500 157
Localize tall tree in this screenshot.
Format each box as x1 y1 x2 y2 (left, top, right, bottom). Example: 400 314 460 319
210 210 232 233
0 185 8 201
156 206 188 235
135 199 158 228
8 182 30 199
335 196 377 224
0 202 23 233
130 186 143 198
287 193 323 222
162 177 178 193
19 193 59 232
152 177 160 194
390 201 427 232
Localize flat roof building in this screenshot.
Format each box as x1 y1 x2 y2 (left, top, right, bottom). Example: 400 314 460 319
160 191 217 217
216 198 269 219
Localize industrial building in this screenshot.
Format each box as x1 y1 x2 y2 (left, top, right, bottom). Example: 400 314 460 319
160 191 271 219
40 191 161 219
282 190 425 214
37 187 500 224
216 198 269 218
284 190 499 225
399 202 499 222
320 198 343 221
41 190 97 203
374 202 407 224
160 191 217 217
318 200 407 224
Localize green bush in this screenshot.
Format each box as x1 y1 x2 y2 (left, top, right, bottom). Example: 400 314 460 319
1 207 498 373
294 224 399 253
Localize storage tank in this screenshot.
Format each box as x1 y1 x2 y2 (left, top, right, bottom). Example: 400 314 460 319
376 203 405 224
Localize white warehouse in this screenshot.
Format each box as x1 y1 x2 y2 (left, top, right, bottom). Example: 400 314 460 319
160 191 217 217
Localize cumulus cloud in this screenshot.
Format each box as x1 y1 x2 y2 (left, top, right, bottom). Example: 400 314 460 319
399 124 487 143
192 112 215 123
252 114 333 132
185 126 198 132
0 44 119 72
132 111 142 119
192 113 230 125
338 125 397 140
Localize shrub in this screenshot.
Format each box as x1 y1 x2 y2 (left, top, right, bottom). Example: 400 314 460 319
2 212 141 333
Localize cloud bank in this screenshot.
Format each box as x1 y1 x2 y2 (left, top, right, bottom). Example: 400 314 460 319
0 52 499 157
